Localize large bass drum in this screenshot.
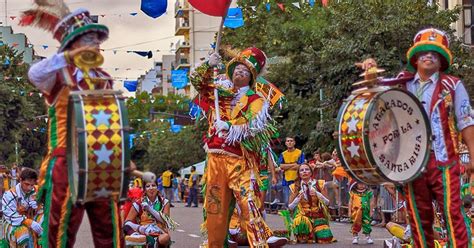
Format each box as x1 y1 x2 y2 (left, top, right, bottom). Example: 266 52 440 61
67 90 130 203
336 88 431 185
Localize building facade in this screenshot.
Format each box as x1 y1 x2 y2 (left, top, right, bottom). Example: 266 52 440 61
0 26 38 64
174 0 223 97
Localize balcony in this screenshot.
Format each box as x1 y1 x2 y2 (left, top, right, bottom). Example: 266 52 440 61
175 58 191 70
176 41 191 53
175 18 190 36
175 0 190 18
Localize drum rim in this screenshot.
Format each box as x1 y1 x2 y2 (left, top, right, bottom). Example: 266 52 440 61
362 88 431 184
67 93 88 203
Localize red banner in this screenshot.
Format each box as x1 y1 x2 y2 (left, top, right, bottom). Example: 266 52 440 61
188 0 231 16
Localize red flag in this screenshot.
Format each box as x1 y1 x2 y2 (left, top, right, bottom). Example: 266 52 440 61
188 0 231 16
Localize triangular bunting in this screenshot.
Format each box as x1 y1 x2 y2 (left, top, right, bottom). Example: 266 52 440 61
266 3 271 11
250 6 257 11
277 3 285 11
292 2 300 9
322 0 328 7
309 0 315 7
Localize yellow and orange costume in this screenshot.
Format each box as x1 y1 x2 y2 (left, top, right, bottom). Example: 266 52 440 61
191 47 279 248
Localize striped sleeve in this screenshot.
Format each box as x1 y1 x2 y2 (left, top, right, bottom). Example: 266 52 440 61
1 191 25 226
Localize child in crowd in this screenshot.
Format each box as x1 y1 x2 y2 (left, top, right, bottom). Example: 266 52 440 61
349 181 374 244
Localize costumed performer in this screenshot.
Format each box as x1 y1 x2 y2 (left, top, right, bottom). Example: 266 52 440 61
123 178 177 248
288 163 336 244
2 168 43 247
362 28 474 248
348 180 374 245
21 2 128 247
190 47 287 248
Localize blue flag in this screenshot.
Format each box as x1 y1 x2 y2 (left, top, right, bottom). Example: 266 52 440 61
124 80 138 92
171 69 189 89
141 0 167 19
224 8 244 29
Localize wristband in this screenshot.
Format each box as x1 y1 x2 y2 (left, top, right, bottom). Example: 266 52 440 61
64 51 72 64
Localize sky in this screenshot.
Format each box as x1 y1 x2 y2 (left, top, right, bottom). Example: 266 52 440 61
2 0 181 94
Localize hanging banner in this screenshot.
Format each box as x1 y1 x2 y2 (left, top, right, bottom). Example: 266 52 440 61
171 69 189 89
141 0 168 18
124 80 138 92
188 0 231 16
224 7 244 29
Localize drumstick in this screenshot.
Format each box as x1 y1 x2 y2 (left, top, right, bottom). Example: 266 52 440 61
131 170 157 183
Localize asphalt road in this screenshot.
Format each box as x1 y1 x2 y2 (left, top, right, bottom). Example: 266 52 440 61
75 202 393 247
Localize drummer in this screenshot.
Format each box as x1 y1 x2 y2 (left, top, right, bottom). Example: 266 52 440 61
23 5 127 248
362 28 474 248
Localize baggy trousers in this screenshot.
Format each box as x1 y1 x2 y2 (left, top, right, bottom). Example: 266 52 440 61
39 148 123 248
203 153 271 248
404 153 470 248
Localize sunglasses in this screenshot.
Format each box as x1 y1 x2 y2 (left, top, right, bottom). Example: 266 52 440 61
145 184 157 189
417 52 439 62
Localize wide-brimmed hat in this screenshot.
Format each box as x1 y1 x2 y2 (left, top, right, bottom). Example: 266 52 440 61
226 47 267 85
406 28 452 72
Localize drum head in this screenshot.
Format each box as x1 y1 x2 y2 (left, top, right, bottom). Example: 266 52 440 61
364 89 430 183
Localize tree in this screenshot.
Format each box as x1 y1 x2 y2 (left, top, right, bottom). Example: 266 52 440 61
0 44 47 167
126 93 207 174
222 0 474 153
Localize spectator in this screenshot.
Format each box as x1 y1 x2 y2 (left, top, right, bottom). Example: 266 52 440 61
156 176 164 196
179 177 187 202
172 173 180 203
186 166 198 207
161 166 174 207
279 137 305 208
319 152 338 218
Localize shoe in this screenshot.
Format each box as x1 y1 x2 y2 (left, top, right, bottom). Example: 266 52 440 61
170 204 175 207
352 236 359 244
270 198 280 205
267 236 288 247
228 239 238 248
192 205 199 207
185 205 191 207
366 236 374 244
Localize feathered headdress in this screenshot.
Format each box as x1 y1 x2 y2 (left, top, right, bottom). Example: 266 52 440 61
19 0 71 33
19 1 109 52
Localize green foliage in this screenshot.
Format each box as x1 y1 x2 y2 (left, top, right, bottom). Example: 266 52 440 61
0 45 47 167
223 0 474 153
126 93 207 174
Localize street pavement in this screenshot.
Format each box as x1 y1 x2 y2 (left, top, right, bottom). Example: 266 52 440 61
75 202 393 247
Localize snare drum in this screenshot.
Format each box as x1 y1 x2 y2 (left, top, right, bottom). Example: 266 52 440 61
336 88 431 185
67 90 130 203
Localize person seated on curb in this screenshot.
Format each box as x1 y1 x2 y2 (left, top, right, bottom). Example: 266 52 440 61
2 168 42 247
124 178 178 248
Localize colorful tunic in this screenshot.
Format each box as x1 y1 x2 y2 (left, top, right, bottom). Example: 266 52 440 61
191 62 276 248
397 71 473 248
350 188 373 235
2 184 42 247
28 53 122 248
131 196 170 245
289 181 334 243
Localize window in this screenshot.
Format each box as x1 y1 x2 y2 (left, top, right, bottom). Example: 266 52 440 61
463 0 473 44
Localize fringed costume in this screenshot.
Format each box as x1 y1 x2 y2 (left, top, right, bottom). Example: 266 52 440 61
191 47 281 248
349 184 373 236
2 184 43 247
289 179 335 244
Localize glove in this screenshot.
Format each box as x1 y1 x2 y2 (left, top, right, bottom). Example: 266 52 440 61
215 120 230 133
138 225 147 234
288 194 302 211
141 202 150 211
29 201 38 210
31 221 43 235
208 52 221 67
